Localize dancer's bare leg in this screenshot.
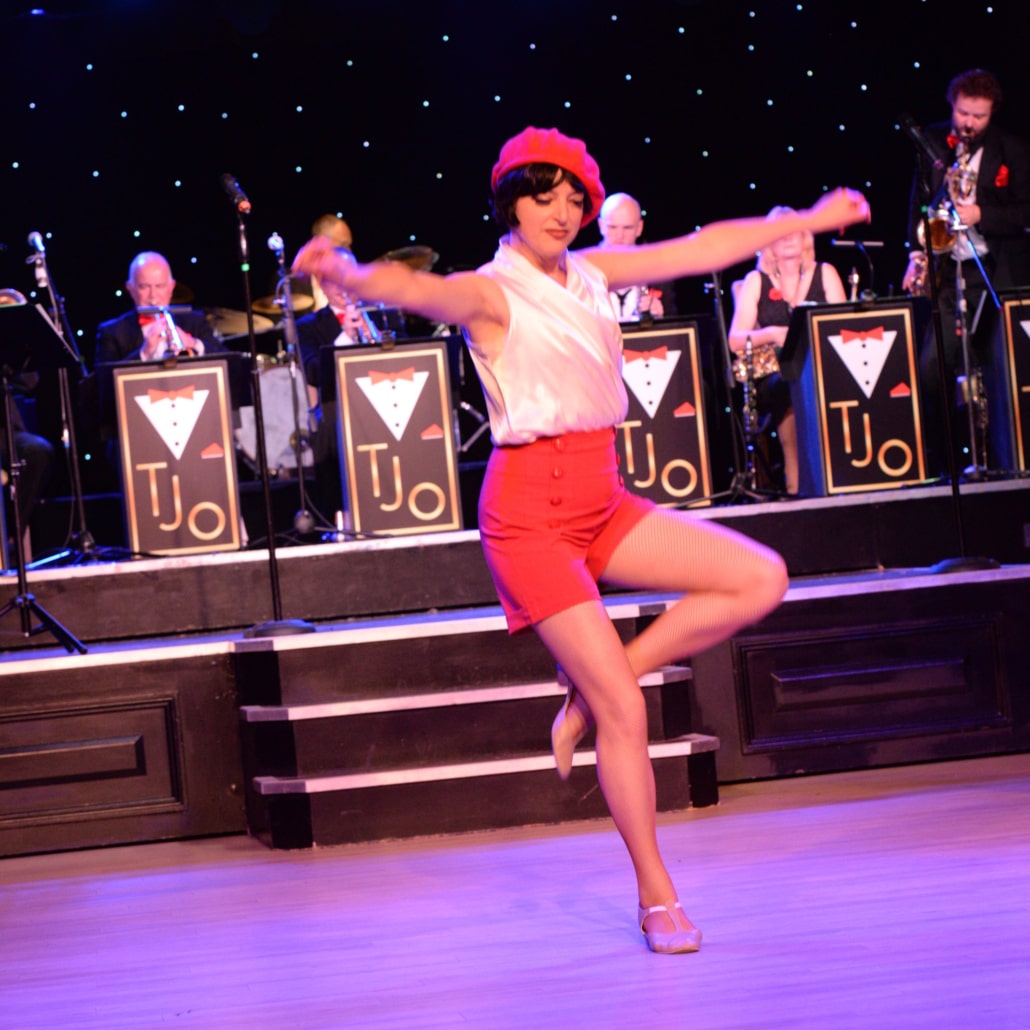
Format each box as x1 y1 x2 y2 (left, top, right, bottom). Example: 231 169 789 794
604 507 788 681
534 601 676 911
544 509 787 935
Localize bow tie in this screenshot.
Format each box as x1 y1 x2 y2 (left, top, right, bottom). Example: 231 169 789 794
139 314 157 327
147 385 196 402
625 346 668 362
840 327 884 343
368 366 415 384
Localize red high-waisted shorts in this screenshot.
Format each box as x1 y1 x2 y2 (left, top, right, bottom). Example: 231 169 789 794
477 428 655 633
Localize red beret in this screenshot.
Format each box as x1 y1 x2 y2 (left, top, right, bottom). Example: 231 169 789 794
491 126 605 225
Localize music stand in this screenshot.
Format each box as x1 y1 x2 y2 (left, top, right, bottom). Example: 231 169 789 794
0 303 87 653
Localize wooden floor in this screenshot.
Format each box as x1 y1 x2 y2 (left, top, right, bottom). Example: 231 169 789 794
2 754 1028 1029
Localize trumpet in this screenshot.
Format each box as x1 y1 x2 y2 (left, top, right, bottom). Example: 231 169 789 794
157 306 189 356
355 303 383 344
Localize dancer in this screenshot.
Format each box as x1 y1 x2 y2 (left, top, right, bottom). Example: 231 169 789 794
293 126 870 953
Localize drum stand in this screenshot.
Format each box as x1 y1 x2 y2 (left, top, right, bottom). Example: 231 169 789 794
0 365 86 653
268 233 317 535
453 342 491 454
691 272 785 506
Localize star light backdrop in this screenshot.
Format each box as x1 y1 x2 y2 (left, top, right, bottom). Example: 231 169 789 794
1 0 1027 491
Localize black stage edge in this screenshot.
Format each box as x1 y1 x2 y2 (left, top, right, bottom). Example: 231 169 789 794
3 479 1027 650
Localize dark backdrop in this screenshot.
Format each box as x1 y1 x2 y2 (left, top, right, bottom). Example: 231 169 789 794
1 0 1027 502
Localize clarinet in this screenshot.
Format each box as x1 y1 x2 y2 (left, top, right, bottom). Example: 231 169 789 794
742 335 758 487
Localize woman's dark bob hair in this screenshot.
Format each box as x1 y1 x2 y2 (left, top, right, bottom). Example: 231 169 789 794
490 163 593 231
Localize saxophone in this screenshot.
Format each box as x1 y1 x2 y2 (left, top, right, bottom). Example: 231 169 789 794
909 139 978 297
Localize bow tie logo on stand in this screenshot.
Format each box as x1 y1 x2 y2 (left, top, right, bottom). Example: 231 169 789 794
147 385 196 402
829 325 898 399
624 346 668 363
368 366 415 384
356 365 428 441
135 382 209 460
840 327 884 344
621 346 681 419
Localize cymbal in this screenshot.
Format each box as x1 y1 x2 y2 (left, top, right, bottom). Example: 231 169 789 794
205 306 274 338
171 282 195 304
374 245 438 272
253 294 314 316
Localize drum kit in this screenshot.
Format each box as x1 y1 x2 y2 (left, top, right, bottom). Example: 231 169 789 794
225 242 438 477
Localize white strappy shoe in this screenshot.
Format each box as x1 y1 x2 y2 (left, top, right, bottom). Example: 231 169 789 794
637 901 703 954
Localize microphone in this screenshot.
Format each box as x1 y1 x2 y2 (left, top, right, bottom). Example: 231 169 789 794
267 232 284 254
899 113 947 170
220 173 252 214
831 239 884 248
26 231 49 288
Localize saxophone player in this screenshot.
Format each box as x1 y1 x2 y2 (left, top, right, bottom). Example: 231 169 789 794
901 69 1030 475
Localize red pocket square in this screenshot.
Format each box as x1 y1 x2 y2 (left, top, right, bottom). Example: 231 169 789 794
995 164 1010 188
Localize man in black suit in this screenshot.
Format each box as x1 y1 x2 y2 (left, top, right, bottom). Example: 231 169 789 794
95 251 223 365
902 68 1030 474
596 192 679 321
295 247 370 413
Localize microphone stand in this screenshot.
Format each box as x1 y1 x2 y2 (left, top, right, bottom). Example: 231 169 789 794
268 232 316 535
22 240 102 567
830 239 883 298
222 183 314 637
906 132 998 573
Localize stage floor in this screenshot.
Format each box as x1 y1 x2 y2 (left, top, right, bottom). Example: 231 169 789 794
2 753 1028 1029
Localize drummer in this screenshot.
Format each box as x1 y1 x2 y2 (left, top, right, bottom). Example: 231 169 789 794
309 214 354 311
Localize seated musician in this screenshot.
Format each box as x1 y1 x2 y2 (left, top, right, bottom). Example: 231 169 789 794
295 247 375 415
95 251 224 365
728 207 846 495
0 288 55 550
595 192 679 321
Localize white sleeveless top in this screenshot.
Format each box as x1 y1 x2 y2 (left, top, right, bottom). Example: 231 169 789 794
464 240 627 446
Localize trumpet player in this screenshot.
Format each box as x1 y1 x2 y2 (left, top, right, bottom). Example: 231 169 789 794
901 69 1030 474
295 246 377 412
95 251 223 365
596 193 678 321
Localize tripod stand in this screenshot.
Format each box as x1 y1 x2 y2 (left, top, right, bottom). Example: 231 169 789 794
0 310 86 653
693 271 786 505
